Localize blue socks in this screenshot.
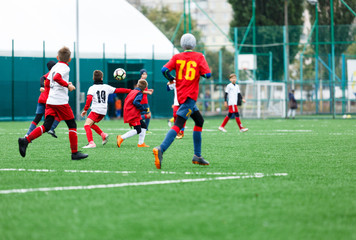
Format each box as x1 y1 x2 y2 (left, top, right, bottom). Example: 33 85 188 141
193 131 202 157
50 120 60 132
160 129 178 153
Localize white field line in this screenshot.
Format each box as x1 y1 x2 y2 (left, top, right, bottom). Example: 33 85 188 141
0 168 260 176
0 173 288 195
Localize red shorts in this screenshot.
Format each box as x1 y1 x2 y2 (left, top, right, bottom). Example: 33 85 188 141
228 105 239 113
45 104 74 121
88 111 105 123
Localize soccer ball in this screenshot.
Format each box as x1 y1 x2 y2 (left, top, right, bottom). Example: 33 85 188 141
113 68 126 81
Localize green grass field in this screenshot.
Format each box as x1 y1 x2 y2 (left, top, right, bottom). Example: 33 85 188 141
0 118 355 240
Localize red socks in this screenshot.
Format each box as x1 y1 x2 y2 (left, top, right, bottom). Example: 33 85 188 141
91 124 103 136
221 116 229 128
68 128 78 153
235 117 243 129
27 125 45 142
84 125 93 143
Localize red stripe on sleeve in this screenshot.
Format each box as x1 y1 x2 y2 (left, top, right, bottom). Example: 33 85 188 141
53 73 69 87
115 88 131 94
83 95 93 111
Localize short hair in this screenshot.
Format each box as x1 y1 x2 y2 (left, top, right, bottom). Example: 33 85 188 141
93 70 103 81
139 69 147 76
58 47 71 62
229 73 237 79
137 79 148 91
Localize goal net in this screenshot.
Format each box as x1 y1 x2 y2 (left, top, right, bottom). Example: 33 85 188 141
239 81 286 118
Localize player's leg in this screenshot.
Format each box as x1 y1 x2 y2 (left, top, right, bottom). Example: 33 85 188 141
138 120 149 147
48 117 60 138
287 109 292 118
292 109 296 119
65 118 88 160
26 103 46 136
235 112 248 132
190 110 209 165
144 113 151 132
83 118 96 148
117 122 141 148
219 113 231 132
18 115 55 158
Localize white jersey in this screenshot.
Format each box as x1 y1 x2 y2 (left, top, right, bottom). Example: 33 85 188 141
87 84 116 115
167 82 179 106
47 62 70 105
225 83 241 106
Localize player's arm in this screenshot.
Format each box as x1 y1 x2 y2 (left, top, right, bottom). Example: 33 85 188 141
224 92 228 108
81 94 93 117
201 73 212 79
161 66 175 83
114 88 131 94
53 73 75 91
132 92 146 111
143 89 154 95
40 72 49 92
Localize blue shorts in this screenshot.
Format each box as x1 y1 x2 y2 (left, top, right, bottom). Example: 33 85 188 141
176 98 199 120
35 103 46 115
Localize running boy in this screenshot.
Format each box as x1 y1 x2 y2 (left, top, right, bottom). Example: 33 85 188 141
116 79 149 148
18 46 88 160
153 33 211 169
81 70 131 148
218 73 248 133
25 60 60 138
138 69 154 132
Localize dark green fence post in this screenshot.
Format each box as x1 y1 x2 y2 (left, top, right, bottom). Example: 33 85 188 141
12 39 15 121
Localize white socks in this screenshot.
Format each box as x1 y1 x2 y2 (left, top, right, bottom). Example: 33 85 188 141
138 129 146 145
122 130 137 140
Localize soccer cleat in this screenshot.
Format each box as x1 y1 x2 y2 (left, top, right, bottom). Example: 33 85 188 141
146 131 152 134
71 151 88 160
138 143 150 148
153 146 163 169
18 137 29 157
176 132 184 139
102 133 109 145
192 155 209 166
218 126 227 132
82 142 96 148
116 135 124 148
48 130 58 138
240 127 248 132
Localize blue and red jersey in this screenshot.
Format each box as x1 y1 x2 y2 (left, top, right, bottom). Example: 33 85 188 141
163 51 210 104
123 88 146 124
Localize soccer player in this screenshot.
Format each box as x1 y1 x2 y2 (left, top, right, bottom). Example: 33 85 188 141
218 73 248 133
166 81 185 139
25 60 60 138
18 46 88 160
153 33 211 169
81 70 131 148
116 79 150 148
138 69 154 132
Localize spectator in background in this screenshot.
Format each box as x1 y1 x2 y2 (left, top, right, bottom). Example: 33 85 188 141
115 97 122 119
287 89 297 119
108 93 116 119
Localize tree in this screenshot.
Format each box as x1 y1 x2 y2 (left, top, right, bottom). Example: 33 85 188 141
228 0 304 81
307 0 356 65
141 5 205 52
